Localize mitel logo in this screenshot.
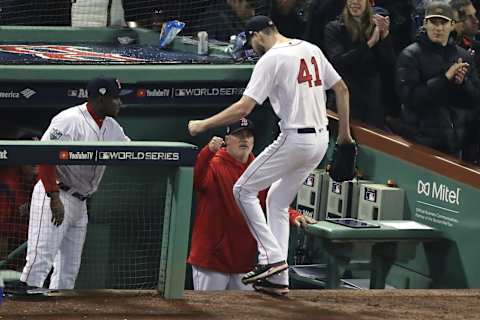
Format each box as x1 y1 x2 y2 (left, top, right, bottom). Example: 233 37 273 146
0 150 8 160
59 151 94 160
417 180 430 196
417 179 461 205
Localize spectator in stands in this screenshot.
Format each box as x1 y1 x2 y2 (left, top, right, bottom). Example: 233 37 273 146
374 0 415 53
188 118 314 292
270 0 308 39
451 0 480 71
150 8 165 33
309 0 345 49
474 0 480 10
71 0 126 27
323 0 396 128
0 130 40 270
123 2 176 32
396 1 480 158
199 0 256 42
411 0 428 36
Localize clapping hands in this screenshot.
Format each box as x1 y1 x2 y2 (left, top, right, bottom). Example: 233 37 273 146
446 58 470 85
373 14 390 39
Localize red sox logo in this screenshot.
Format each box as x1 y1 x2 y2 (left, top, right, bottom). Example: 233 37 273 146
240 118 249 127
0 45 145 63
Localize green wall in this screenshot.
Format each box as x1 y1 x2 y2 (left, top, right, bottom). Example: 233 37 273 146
356 146 477 288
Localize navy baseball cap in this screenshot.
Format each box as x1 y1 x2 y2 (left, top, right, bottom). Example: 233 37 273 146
226 118 255 135
244 15 275 41
87 76 127 98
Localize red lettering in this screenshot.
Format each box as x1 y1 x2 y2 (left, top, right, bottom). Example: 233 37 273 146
311 57 322 86
297 57 322 87
297 58 313 87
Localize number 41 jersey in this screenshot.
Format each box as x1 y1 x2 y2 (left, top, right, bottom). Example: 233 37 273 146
243 39 341 131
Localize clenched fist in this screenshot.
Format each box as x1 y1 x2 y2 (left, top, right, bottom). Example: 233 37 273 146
208 136 225 153
188 120 206 136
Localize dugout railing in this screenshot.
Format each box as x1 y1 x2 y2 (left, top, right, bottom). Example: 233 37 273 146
0 140 197 299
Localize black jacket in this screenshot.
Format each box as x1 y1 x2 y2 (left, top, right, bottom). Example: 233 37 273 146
324 17 396 127
200 2 247 42
396 30 480 153
271 8 306 39
324 17 396 79
458 35 480 77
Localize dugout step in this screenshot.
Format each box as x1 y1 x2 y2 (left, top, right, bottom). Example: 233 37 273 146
341 278 396 290
289 263 379 290
289 264 327 289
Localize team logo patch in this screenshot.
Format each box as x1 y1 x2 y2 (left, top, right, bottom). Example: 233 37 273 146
50 128 64 140
240 118 249 127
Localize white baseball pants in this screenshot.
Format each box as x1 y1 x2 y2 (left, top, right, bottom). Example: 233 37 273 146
233 129 328 285
191 266 253 291
21 181 88 289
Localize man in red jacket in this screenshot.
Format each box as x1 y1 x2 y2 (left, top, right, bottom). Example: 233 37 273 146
188 118 314 294
0 130 40 270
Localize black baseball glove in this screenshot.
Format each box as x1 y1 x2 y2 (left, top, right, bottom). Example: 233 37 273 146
328 141 358 182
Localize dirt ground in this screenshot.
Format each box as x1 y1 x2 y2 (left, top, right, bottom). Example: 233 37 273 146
1 289 480 320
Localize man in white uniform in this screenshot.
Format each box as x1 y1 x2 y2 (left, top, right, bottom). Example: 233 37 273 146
19 76 130 291
188 15 353 294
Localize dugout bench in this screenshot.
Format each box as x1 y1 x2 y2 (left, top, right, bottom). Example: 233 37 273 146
304 220 444 289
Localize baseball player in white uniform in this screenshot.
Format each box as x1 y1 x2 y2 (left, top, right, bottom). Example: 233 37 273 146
188 15 353 294
20 76 130 290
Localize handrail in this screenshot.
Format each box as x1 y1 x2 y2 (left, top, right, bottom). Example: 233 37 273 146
327 110 480 189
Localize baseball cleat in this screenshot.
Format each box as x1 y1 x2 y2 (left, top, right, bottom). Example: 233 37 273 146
253 279 289 296
241 260 288 284
4 281 50 296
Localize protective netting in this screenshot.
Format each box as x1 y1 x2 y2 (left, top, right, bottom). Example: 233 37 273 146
0 165 170 290
0 0 270 39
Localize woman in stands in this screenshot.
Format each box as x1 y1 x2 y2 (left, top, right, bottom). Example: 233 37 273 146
324 0 396 129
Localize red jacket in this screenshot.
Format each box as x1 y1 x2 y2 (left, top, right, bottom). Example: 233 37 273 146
0 166 36 239
187 146 300 273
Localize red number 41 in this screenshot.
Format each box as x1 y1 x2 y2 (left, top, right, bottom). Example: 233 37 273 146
297 57 322 87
